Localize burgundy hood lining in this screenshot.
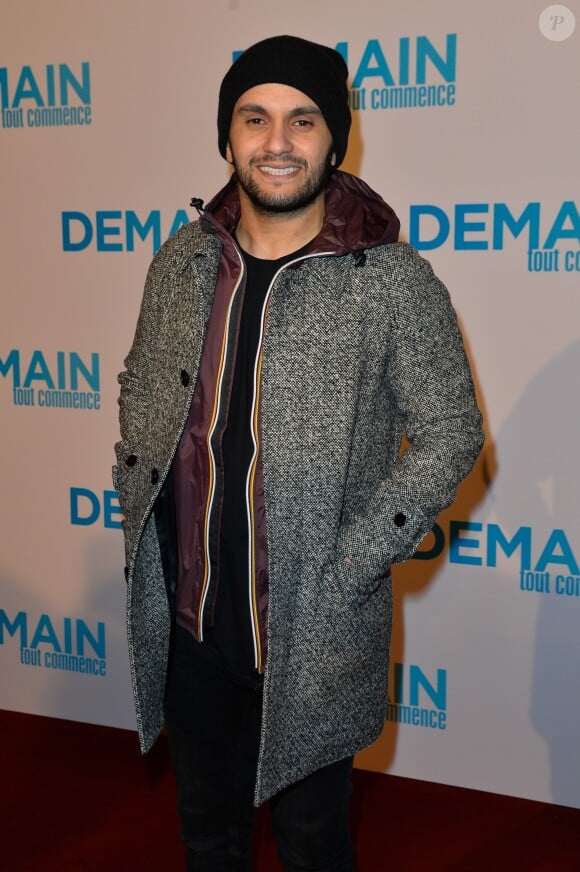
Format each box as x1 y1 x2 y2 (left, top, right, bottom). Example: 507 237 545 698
204 170 400 258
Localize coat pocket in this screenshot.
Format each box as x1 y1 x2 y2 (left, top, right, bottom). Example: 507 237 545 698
322 554 391 612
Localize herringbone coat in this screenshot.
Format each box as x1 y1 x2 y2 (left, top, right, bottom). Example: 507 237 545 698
114 172 483 804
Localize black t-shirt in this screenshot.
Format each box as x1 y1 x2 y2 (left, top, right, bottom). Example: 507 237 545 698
201 238 312 686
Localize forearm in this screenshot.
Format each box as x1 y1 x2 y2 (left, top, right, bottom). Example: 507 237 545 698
338 249 484 574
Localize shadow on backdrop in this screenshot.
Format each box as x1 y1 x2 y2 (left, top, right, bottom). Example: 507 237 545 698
488 339 580 808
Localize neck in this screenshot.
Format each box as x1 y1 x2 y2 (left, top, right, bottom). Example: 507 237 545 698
235 189 325 259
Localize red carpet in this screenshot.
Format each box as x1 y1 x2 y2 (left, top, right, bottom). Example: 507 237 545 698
3 709 580 870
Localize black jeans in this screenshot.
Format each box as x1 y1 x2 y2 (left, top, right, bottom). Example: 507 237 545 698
165 633 354 871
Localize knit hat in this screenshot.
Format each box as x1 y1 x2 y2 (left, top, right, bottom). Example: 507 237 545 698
218 35 352 167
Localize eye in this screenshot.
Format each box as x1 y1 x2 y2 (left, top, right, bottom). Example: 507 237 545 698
247 116 265 125
293 118 313 127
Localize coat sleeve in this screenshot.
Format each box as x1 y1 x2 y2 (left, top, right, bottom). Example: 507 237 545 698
337 247 484 576
112 251 165 514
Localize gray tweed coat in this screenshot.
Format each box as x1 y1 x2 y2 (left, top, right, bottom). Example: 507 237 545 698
114 172 483 805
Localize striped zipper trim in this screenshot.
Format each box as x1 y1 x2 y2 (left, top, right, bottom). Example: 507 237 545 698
197 249 246 641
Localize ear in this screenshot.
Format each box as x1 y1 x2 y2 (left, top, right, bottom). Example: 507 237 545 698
225 143 233 164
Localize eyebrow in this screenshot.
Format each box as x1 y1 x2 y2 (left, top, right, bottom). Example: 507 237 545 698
236 104 323 118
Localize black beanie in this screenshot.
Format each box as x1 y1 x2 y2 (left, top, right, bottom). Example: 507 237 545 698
218 35 352 167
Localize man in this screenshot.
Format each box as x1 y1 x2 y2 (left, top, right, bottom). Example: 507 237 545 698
114 35 483 871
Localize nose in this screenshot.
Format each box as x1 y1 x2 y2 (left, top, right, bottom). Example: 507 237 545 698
262 119 293 156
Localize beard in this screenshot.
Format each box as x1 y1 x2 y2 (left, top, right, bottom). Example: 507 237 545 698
230 147 335 215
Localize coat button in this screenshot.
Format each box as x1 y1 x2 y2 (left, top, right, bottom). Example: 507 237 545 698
393 512 406 527
180 369 190 387
151 468 159 484
125 454 137 467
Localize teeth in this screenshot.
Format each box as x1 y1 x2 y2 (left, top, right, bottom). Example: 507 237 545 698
260 166 298 176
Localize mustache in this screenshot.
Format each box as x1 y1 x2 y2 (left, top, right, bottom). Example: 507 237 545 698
249 155 307 168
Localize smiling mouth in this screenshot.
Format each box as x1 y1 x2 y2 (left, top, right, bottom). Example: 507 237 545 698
258 166 300 176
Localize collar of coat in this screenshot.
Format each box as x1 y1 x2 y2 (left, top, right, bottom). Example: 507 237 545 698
201 169 400 257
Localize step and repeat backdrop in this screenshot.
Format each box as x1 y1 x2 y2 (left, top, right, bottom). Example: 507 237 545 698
1 0 579 808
